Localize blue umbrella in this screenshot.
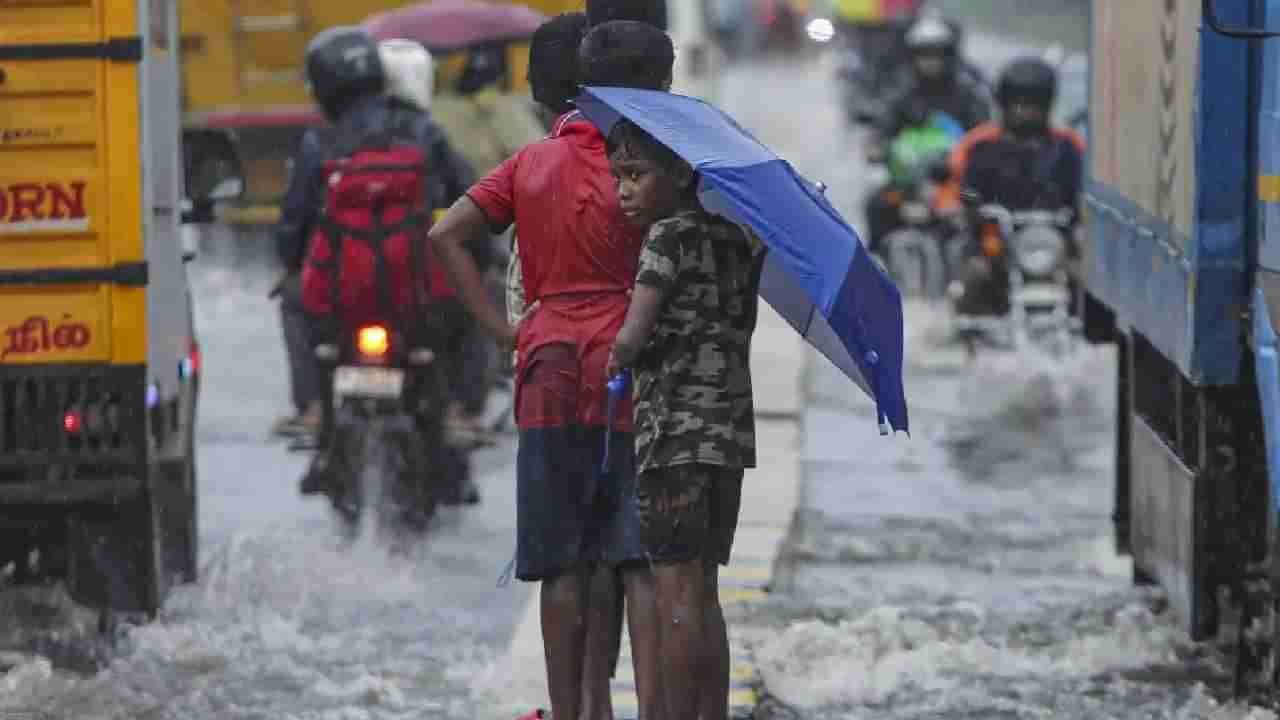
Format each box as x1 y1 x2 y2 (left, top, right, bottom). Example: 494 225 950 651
576 86 908 434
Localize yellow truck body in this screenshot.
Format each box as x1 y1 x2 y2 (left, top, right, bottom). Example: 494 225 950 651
0 0 148 366
177 0 721 224
0 0 206 616
179 1 571 222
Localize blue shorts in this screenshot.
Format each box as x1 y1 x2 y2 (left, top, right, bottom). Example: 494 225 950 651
514 344 646 582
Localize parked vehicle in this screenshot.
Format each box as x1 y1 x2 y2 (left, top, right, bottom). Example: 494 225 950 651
0 0 241 624
1082 0 1280 695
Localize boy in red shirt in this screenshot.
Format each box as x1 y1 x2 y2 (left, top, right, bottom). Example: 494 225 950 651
430 20 675 720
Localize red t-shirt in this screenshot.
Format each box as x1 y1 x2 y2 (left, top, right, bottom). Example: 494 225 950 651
467 114 644 428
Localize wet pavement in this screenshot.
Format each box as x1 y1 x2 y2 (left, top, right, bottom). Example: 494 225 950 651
717 38 1267 720
0 233 534 720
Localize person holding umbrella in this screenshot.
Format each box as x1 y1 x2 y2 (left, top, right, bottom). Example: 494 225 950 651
603 118 765 720
429 19 677 720
569 20 909 720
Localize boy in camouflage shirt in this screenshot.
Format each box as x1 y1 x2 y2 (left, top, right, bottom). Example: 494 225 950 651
605 119 765 720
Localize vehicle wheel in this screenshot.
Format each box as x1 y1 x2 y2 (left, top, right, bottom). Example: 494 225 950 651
327 424 365 531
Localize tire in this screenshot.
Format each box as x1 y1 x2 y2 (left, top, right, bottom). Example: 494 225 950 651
327 421 366 530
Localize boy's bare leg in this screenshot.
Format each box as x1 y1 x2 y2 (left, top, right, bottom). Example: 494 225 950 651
624 566 663 719
699 562 729 720
654 559 708 720
541 569 588 720
580 565 618 720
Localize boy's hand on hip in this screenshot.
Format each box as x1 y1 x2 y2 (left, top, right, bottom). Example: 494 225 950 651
496 324 518 352
606 349 623 382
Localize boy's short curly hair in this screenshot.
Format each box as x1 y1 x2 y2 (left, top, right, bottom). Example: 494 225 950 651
578 20 674 91
528 12 590 115
605 119 691 181
586 0 668 30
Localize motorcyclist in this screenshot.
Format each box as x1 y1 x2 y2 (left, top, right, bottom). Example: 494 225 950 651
430 45 548 446
277 27 478 497
833 0 919 117
939 56 1086 315
868 15 991 159
862 15 991 257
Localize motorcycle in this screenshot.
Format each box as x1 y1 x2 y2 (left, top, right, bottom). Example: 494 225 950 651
309 317 467 535
949 201 1080 354
868 111 965 299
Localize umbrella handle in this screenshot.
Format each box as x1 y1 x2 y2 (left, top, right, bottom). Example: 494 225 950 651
602 369 632 472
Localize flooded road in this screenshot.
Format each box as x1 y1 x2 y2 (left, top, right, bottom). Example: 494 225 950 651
719 40 1266 720
0 21 1271 720
1 236 532 720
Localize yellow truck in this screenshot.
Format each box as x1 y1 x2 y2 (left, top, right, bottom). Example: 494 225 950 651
179 1 578 225
0 0 240 619
178 1 719 225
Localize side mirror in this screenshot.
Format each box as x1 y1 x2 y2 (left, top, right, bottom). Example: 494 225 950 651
182 130 245 225
207 176 245 202
181 198 216 225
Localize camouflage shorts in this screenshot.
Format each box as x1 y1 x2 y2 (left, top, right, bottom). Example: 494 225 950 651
636 464 744 566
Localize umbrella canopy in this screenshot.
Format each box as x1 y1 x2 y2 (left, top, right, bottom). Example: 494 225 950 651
576 86 908 434
363 0 547 52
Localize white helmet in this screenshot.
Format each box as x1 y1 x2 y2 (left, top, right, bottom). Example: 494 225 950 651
378 39 434 112
904 16 957 54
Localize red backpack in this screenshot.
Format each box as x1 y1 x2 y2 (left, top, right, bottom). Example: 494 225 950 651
301 129 455 329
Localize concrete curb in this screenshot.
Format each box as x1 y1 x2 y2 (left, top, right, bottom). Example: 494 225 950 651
492 304 806 718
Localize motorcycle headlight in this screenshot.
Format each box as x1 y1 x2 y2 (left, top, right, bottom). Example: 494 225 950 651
807 18 835 43
1013 226 1066 276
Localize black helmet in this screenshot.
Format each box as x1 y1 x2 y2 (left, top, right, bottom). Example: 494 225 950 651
306 26 385 119
586 0 669 31
996 57 1057 108
904 16 958 56
456 46 506 95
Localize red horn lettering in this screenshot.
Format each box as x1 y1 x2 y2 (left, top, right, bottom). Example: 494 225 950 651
8 184 47 222
47 181 87 220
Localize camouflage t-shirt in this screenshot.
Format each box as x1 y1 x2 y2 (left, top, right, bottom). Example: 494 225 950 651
632 209 765 474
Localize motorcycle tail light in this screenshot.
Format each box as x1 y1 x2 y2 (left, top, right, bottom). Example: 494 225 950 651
63 410 83 434
357 325 390 358
981 224 1004 257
